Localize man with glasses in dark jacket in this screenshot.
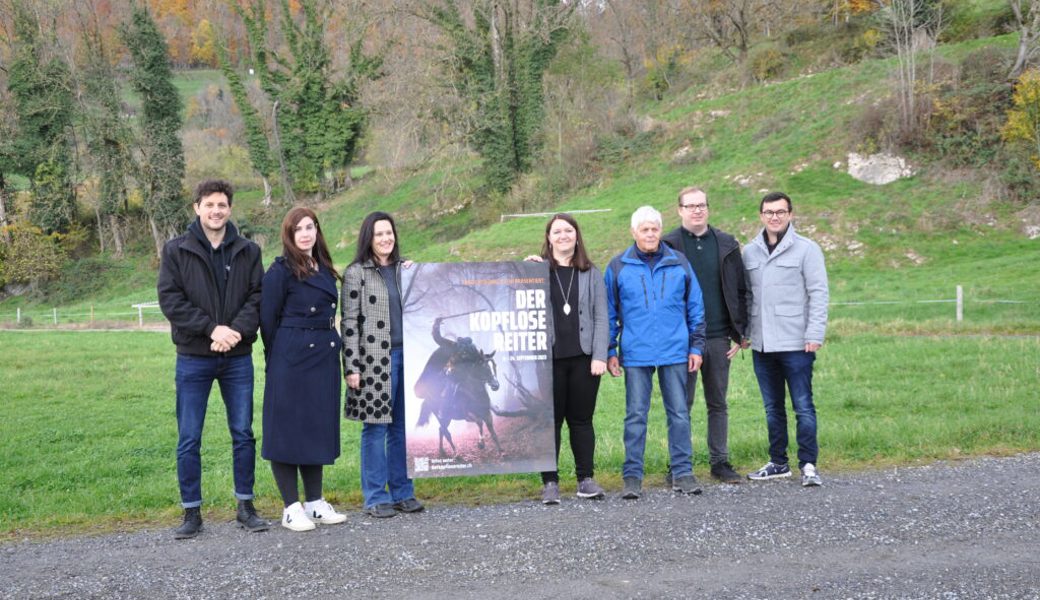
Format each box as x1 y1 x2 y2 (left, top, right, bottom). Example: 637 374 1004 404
158 179 269 538
663 186 748 484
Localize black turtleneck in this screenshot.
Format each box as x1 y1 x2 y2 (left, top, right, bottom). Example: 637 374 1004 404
189 218 239 306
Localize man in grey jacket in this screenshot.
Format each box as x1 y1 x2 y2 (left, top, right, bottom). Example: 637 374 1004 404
743 192 828 487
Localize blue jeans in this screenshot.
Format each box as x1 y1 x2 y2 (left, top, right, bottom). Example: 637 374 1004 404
175 353 256 508
752 350 818 468
360 347 414 507
622 363 693 480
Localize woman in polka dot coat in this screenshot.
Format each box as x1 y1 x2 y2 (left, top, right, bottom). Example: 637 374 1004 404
341 211 423 518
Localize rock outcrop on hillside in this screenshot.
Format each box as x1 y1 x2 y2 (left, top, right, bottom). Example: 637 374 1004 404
847 152 915 185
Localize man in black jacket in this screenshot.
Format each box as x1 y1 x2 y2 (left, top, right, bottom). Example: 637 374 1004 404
157 179 268 539
662 187 749 484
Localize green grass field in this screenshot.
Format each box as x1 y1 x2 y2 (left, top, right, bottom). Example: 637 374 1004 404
1 329 1036 539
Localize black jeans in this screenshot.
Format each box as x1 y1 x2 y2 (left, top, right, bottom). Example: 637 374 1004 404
542 354 601 483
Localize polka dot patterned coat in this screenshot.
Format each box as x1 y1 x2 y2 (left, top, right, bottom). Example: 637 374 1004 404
340 258 398 424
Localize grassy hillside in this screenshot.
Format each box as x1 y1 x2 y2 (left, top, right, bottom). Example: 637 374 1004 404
2 34 1037 331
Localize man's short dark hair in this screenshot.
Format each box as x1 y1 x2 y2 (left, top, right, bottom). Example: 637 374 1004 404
760 191 791 212
193 179 234 206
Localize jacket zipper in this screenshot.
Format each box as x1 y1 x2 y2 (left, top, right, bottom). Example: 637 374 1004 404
640 275 649 308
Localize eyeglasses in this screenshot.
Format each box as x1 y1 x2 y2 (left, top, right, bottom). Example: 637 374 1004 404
680 203 708 213
761 210 790 219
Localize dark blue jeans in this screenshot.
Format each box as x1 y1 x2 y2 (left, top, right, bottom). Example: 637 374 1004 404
360 347 414 507
175 353 256 508
752 350 818 468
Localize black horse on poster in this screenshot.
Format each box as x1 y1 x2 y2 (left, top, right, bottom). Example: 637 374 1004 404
415 318 502 457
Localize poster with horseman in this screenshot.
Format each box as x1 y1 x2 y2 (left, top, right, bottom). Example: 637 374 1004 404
401 261 556 477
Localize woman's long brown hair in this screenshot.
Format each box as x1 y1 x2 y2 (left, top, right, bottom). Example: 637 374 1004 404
280 207 342 282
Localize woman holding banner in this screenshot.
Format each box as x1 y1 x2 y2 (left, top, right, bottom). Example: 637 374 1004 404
260 207 348 532
341 211 424 518
528 213 610 504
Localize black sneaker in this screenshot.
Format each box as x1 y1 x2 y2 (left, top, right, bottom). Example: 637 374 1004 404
710 462 744 484
747 461 792 481
672 474 703 495
236 500 270 532
621 477 642 500
174 507 202 539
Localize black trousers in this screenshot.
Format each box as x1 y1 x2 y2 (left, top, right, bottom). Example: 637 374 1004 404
270 461 323 507
542 354 601 483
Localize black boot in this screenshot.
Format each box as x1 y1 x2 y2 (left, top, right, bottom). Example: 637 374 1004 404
236 499 269 532
174 507 203 539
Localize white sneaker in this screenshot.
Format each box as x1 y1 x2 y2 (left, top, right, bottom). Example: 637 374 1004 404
304 498 348 525
281 501 316 532
801 463 823 487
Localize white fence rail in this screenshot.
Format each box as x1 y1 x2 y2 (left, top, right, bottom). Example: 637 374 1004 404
4 301 167 328
0 287 1032 329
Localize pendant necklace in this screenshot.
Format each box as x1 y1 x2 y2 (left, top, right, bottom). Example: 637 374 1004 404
553 266 576 316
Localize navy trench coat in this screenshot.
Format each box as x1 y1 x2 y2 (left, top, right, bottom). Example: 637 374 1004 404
260 257 342 465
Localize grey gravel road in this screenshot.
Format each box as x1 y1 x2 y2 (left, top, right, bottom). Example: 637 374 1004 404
2 454 1038 600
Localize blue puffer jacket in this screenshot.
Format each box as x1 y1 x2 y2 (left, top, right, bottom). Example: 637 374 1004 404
604 243 706 367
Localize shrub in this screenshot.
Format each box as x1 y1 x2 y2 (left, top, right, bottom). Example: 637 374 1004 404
960 46 1013 88
0 224 66 291
746 47 787 83
38 256 146 305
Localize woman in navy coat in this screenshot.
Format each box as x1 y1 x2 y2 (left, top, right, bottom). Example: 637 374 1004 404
260 207 347 532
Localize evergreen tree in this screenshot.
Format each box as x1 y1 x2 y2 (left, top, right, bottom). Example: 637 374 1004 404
233 0 382 201
215 35 276 206
424 0 574 194
6 1 77 233
120 2 186 255
78 11 134 256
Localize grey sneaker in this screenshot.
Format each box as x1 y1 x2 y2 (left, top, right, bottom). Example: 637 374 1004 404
621 477 642 500
364 503 397 518
672 474 703 495
801 463 823 487
541 481 561 505
576 477 605 499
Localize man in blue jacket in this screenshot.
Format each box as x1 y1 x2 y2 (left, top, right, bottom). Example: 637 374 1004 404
743 192 829 487
157 179 269 538
606 206 706 499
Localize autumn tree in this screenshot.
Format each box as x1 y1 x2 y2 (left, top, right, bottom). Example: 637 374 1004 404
120 1 186 256
421 0 575 194
876 0 944 138
1002 68 1040 167
191 19 217 67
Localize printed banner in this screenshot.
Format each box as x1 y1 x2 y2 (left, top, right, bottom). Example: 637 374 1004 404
402 261 556 478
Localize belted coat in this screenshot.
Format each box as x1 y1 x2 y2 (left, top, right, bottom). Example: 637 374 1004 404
259 257 342 465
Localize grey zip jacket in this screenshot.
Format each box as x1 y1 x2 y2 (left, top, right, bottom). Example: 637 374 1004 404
743 224 829 352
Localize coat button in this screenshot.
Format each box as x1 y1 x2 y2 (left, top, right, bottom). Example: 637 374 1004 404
309 343 315 348
331 303 336 308
310 306 316 312
330 341 335 347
